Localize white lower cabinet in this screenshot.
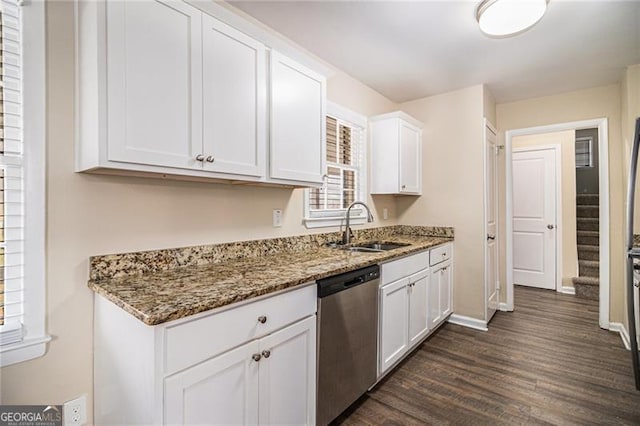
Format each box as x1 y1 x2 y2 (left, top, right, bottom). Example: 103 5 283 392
164 316 315 425
378 244 454 378
379 277 410 373
379 269 429 375
165 340 260 425
430 259 453 329
408 270 430 347
257 317 316 425
94 283 316 426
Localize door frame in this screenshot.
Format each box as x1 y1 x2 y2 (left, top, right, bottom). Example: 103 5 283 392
505 118 610 330
483 119 499 323
511 144 562 292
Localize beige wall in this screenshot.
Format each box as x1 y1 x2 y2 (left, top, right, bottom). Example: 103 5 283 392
397 85 486 320
497 84 624 324
512 130 578 289
0 1 399 412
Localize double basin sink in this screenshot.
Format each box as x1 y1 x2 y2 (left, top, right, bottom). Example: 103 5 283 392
329 241 411 253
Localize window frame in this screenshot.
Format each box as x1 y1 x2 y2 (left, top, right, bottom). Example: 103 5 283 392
575 136 594 168
303 102 368 229
0 0 49 367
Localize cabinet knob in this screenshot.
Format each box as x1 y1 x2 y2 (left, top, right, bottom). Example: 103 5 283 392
261 350 271 358
401 185 406 190
252 353 261 362
257 315 267 324
195 154 205 162
206 155 215 163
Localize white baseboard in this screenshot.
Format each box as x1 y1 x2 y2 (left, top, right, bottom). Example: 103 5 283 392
559 286 576 295
609 322 631 350
498 302 511 312
448 314 488 332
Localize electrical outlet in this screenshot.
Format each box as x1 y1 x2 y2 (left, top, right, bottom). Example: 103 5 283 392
63 395 87 426
383 208 389 220
273 209 283 227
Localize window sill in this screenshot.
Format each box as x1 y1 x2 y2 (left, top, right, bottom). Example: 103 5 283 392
303 215 366 229
0 335 51 367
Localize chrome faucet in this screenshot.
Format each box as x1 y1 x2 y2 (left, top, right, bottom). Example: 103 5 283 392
342 201 375 245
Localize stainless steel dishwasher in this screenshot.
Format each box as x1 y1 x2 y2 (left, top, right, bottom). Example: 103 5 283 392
316 264 380 426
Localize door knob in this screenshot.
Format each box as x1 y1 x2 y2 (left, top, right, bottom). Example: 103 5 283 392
547 224 555 230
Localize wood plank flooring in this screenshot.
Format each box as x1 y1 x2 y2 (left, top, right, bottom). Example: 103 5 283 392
335 286 640 425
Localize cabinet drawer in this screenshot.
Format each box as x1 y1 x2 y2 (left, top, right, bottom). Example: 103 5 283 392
381 251 429 285
430 243 452 266
163 283 316 375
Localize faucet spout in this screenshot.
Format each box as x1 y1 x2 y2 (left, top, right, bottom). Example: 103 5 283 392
342 201 375 245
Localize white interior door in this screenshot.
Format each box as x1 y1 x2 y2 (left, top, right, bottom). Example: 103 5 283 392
512 148 557 289
485 124 499 322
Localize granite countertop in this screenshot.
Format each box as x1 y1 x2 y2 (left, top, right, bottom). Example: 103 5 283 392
88 226 453 326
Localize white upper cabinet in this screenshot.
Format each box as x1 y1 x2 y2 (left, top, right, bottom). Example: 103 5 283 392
269 51 326 185
76 0 327 187
202 14 266 177
370 111 423 195
106 0 203 170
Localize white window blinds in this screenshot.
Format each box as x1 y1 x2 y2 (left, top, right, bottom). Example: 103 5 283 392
310 116 364 212
575 136 593 168
0 0 25 346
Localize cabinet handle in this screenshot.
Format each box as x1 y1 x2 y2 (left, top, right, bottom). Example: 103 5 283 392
252 353 261 362
206 155 215 163
262 350 271 358
195 154 205 162
257 315 267 324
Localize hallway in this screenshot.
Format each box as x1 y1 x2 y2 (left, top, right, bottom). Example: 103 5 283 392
336 286 640 425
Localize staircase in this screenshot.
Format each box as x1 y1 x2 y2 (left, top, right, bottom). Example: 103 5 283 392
572 194 599 300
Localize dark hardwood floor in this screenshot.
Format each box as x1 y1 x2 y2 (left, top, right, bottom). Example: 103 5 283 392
335 286 640 425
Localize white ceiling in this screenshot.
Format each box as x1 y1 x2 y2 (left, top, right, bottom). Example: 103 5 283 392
229 0 640 103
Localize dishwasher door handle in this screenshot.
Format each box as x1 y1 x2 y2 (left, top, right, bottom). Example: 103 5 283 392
344 276 365 288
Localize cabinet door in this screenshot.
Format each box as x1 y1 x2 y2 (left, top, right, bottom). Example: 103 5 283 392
258 316 316 426
399 121 421 194
408 270 430 348
440 261 453 318
164 340 259 425
429 267 443 329
270 51 326 184
202 15 266 177
106 0 203 170
379 278 409 374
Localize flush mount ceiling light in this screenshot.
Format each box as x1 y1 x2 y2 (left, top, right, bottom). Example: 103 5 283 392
476 0 548 38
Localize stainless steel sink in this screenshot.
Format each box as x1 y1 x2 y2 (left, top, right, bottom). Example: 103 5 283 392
332 241 411 253
354 241 411 251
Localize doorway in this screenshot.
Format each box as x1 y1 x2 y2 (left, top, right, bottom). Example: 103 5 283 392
505 118 610 329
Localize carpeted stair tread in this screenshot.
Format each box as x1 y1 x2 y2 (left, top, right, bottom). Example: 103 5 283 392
576 194 600 206
572 276 599 286
578 260 599 278
577 217 599 231
577 205 599 218
577 230 599 246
